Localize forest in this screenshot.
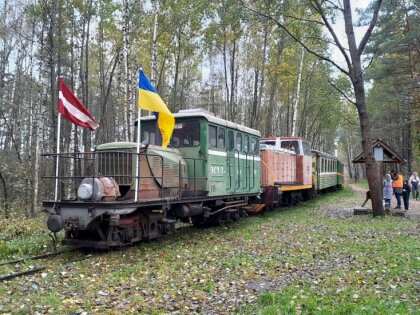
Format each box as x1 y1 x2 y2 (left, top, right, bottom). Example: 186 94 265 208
0 0 418 217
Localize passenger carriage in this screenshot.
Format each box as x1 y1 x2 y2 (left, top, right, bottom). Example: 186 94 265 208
311 149 344 192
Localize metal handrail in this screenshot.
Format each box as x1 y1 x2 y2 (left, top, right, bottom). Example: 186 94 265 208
42 150 166 202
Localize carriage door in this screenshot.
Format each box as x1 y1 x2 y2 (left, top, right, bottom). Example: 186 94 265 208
227 130 236 192
235 133 243 191
243 135 249 189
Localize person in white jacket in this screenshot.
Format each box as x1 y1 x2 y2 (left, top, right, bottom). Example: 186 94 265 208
409 172 419 200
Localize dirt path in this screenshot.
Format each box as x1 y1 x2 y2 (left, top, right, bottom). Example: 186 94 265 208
349 184 420 220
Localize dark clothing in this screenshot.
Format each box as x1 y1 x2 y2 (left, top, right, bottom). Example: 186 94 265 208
411 181 419 200
402 181 411 210
402 191 410 210
394 190 402 208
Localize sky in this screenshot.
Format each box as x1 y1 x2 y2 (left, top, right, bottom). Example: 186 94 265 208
328 0 370 69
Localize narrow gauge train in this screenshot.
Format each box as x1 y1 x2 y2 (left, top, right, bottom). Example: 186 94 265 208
43 109 343 249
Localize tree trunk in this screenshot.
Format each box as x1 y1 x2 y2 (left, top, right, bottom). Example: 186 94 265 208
343 0 384 216
266 33 285 137
151 0 160 86
291 48 304 137
0 170 8 219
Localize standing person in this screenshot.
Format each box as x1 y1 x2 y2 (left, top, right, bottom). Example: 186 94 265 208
392 170 403 209
383 174 393 211
409 172 419 200
402 179 411 211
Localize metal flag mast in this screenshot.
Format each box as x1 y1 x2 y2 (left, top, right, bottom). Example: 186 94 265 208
134 68 142 202
54 112 62 201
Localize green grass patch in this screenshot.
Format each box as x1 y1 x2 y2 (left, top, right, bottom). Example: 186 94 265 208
0 188 418 314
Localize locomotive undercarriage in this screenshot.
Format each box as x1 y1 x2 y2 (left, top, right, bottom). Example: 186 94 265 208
60 209 174 249
47 195 255 249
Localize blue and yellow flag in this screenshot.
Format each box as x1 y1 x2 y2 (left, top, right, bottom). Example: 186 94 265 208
138 69 175 148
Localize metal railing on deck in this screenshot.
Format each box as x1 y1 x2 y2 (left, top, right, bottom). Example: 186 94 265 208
41 150 165 202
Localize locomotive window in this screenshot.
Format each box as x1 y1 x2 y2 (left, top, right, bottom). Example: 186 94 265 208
281 140 300 154
140 121 162 146
236 133 242 151
171 121 200 148
209 125 217 148
218 128 225 148
244 135 249 152
302 142 311 156
227 130 234 151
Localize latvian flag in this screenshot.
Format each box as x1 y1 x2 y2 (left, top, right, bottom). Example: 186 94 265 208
58 78 99 131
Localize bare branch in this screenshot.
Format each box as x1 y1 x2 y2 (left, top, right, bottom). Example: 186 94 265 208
239 0 350 76
361 53 376 75
357 0 383 57
310 0 353 73
281 14 325 26
328 79 356 105
324 0 344 12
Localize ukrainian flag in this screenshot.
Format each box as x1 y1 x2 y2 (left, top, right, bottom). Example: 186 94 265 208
138 69 175 148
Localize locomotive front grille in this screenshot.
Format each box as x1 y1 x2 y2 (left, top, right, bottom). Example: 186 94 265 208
97 151 133 185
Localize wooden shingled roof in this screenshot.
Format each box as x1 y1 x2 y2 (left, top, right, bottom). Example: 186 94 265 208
352 138 405 164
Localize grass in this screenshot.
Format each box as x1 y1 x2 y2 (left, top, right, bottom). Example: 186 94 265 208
0 187 418 314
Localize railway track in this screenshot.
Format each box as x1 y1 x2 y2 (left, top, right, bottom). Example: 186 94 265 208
0 223 194 282
0 247 90 282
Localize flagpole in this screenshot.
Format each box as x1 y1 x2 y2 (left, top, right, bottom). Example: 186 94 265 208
134 68 142 202
54 112 62 201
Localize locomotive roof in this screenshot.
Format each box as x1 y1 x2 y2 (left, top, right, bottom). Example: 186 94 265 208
262 136 311 143
140 108 261 137
311 149 338 160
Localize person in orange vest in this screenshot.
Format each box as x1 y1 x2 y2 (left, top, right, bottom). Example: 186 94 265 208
391 170 403 209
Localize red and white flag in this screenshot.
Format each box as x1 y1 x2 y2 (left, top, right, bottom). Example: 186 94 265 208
58 78 99 131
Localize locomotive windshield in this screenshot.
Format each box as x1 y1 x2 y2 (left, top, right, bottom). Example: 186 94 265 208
140 120 200 147
280 140 300 154
170 120 200 147
140 121 162 146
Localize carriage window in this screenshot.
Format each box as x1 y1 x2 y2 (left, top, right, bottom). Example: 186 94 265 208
236 133 242 151
209 125 217 148
227 130 234 151
251 137 259 154
218 128 225 148
244 135 249 152
171 121 200 148
140 121 162 145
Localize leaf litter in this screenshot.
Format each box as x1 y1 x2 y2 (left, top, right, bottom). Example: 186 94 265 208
0 187 418 314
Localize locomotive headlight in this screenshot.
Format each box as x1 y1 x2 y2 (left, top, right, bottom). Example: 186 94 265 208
76 177 120 201
77 182 93 200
